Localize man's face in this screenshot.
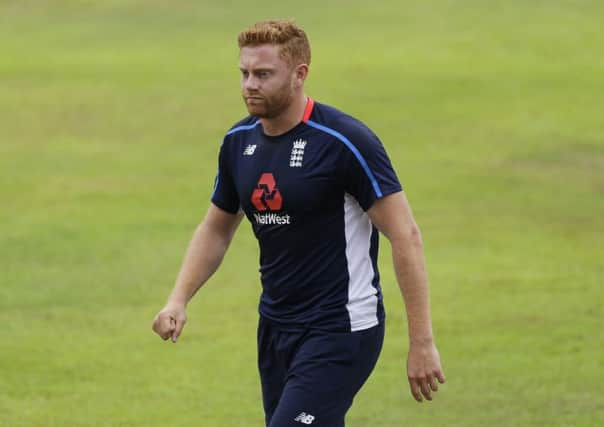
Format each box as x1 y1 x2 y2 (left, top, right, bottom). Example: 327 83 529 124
239 44 296 118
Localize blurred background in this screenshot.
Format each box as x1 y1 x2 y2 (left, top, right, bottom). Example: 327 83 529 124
1 1 602 426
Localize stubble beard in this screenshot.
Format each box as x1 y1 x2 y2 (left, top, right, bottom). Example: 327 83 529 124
243 81 294 119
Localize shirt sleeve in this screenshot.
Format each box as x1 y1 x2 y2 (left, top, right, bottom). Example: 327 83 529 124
210 140 240 214
342 125 402 211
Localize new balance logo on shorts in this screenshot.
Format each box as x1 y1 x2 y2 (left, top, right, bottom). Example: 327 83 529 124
294 412 315 424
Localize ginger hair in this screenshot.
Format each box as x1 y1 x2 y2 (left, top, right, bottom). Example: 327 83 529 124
238 20 311 67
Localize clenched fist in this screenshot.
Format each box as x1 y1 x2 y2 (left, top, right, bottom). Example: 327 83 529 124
152 304 187 343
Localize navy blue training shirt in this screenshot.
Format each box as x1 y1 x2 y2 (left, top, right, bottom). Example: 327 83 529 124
212 98 402 332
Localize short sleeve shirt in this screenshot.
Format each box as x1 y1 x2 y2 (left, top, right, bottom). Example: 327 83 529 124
212 99 402 332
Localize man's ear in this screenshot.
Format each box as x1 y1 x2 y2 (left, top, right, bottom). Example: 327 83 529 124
294 64 309 88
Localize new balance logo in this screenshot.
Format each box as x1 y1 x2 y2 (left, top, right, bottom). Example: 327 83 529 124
294 412 315 424
290 139 307 167
243 144 257 156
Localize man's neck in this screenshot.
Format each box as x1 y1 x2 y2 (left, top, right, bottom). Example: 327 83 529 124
260 95 308 137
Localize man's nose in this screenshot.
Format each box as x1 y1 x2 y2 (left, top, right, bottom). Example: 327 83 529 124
243 75 259 92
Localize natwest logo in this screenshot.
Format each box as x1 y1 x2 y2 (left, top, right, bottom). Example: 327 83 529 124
251 173 291 226
253 212 291 225
251 173 283 211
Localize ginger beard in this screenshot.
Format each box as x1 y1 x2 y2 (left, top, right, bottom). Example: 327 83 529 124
242 74 295 119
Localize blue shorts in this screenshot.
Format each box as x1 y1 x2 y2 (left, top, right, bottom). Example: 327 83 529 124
257 317 385 427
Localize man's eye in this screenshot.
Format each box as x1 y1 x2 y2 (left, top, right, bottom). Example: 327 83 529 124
259 71 269 78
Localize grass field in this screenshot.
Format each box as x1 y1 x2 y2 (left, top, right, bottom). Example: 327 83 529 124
1 1 603 426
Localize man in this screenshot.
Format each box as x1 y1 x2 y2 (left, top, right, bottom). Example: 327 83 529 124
152 20 445 426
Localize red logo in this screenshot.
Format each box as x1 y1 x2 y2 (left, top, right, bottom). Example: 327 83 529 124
251 173 283 211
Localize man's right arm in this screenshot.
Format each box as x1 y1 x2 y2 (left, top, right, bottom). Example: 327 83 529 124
151 203 244 342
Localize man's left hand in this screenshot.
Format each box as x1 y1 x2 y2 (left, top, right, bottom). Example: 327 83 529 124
407 342 446 402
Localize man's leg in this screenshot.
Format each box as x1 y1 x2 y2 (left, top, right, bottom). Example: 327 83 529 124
268 323 385 427
258 318 288 426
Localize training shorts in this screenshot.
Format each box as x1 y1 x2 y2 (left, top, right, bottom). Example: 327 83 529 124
257 317 385 427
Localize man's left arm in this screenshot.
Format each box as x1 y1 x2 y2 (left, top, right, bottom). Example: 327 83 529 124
367 191 446 402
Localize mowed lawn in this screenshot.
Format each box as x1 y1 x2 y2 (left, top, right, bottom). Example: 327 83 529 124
1 1 603 426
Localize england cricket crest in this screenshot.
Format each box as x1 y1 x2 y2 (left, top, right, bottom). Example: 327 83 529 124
289 139 307 168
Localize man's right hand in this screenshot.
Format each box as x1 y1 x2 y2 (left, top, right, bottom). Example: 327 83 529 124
152 304 187 343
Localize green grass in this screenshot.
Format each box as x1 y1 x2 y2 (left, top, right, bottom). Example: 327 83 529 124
1 1 603 426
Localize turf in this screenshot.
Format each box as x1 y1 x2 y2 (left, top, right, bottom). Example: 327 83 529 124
1 1 603 426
